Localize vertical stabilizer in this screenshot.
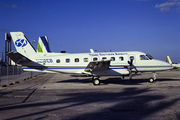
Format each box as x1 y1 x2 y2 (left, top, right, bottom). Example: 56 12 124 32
37 36 51 53
166 56 172 64
10 32 36 58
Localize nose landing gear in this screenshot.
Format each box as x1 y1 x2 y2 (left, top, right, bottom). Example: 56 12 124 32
149 72 156 83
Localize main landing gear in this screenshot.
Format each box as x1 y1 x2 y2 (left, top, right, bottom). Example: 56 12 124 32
149 72 156 83
92 77 100 85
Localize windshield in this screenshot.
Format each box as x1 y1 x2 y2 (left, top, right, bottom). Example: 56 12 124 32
146 54 153 60
140 55 149 60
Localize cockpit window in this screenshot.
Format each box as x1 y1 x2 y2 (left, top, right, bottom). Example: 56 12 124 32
140 55 149 60
146 54 153 60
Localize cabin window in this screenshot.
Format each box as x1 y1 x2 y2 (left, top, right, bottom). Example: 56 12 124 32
56 59 60 63
111 57 115 61
140 55 148 60
66 58 70 63
84 58 88 62
75 58 79 62
119 57 124 61
102 57 107 60
93 57 98 61
130 56 134 60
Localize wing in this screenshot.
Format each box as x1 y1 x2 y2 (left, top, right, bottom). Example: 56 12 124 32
85 60 111 72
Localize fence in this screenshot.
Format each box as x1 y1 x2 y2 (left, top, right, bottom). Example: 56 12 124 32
0 65 43 86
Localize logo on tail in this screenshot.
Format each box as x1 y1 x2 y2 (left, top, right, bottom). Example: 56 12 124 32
15 39 28 47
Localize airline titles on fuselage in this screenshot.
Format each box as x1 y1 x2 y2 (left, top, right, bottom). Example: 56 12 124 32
89 52 128 56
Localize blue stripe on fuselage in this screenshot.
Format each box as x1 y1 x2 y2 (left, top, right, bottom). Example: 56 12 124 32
22 67 125 70
22 66 171 70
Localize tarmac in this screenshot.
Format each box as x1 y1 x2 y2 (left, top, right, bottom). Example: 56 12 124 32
0 70 180 120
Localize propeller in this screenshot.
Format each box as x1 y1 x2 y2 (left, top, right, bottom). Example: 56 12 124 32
127 59 138 80
128 59 133 66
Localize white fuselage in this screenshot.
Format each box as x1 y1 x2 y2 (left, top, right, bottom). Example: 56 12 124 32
22 51 172 76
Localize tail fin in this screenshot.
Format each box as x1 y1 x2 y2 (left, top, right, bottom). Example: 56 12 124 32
10 32 36 58
37 36 51 53
166 56 172 64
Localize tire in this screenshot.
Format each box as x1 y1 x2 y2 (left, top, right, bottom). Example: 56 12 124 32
149 77 154 83
93 79 100 85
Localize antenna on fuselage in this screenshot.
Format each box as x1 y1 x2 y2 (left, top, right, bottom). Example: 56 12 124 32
90 49 94 53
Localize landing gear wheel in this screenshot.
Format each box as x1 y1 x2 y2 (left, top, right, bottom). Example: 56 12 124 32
93 79 100 85
149 77 154 83
153 72 156 81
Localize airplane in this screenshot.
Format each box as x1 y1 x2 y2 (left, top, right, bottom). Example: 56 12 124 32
7 32 173 85
166 56 180 69
37 36 51 53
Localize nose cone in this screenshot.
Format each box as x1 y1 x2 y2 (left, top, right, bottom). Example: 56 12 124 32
155 60 173 70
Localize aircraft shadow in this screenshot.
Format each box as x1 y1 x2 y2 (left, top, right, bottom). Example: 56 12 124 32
57 77 180 85
1 87 180 120
101 78 180 85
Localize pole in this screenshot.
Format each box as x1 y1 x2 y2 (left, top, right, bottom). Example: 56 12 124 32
8 41 10 65
9 40 11 65
2 52 3 62
5 33 12 65
5 41 7 63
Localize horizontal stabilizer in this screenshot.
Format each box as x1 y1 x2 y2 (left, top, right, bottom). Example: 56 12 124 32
6 51 32 64
85 60 111 72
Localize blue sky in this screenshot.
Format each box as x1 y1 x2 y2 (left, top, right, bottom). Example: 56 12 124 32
0 0 180 62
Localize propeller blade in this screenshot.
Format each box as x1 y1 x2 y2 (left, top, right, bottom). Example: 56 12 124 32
127 59 138 79
128 59 133 66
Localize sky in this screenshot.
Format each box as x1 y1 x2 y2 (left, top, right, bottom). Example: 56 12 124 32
0 0 180 62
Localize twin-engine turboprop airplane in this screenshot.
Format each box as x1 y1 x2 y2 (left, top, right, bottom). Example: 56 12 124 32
7 32 172 85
